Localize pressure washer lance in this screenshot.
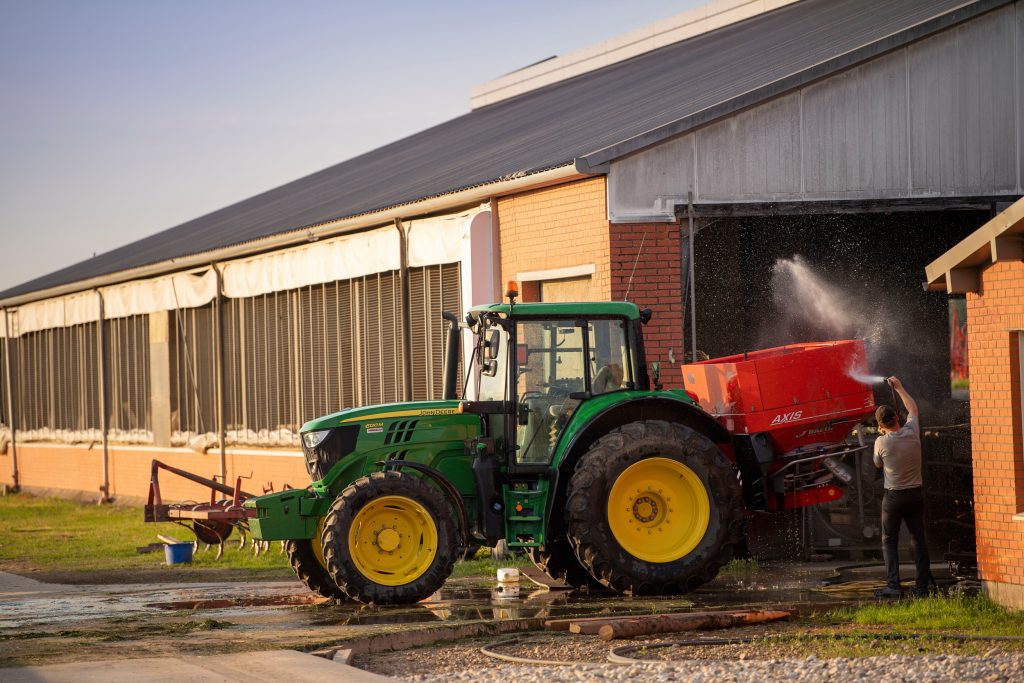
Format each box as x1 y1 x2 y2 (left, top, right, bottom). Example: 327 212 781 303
885 376 902 427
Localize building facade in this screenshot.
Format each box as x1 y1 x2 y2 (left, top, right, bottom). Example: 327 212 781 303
0 0 1020 553
927 198 1024 610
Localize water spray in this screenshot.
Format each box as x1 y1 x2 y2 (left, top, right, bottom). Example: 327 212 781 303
847 369 887 385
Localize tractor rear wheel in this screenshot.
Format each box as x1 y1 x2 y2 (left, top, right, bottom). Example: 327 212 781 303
566 420 742 595
285 517 346 600
527 534 602 589
322 470 457 605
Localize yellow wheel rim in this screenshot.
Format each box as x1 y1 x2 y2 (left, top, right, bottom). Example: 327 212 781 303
312 517 328 569
348 495 438 586
607 457 710 563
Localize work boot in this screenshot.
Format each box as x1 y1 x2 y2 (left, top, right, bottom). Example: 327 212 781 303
910 586 934 597
874 586 903 599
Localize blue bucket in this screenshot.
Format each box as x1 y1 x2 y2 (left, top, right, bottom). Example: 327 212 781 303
164 542 194 565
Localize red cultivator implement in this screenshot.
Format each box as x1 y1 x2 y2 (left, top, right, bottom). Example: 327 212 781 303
144 460 260 556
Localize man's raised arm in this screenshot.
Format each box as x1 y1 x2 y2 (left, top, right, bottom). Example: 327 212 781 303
887 376 918 420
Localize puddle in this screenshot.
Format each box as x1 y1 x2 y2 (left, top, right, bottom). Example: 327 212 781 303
1 561 941 632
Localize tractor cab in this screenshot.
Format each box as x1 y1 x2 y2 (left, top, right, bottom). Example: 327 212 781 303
465 300 649 471
454 299 658 551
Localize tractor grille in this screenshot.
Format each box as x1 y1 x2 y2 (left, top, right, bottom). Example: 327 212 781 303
302 425 359 481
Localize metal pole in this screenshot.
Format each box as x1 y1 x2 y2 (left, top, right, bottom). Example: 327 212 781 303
214 264 226 485
3 308 19 491
687 192 697 362
97 291 110 503
396 218 413 402
855 426 867 531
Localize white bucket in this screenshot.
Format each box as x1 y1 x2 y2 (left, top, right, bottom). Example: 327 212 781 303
496 567 520 583
494 567 521 599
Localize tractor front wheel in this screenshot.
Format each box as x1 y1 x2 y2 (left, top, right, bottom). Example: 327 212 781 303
285 517 346 600
566 420 742 595
322 471 457 604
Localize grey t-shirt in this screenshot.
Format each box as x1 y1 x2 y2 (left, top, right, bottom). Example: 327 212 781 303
873 415 922 490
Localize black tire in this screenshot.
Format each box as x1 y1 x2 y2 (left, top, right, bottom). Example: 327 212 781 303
566 420 742 595
285 536 347 600
322 470 457 605
527 534 603 589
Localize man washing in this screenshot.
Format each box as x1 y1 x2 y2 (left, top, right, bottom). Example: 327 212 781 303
873 377 933 598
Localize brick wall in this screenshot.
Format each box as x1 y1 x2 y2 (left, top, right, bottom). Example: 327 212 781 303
610 222 685 388
497 178 686 387
497 177 610 301
966 259 1024 606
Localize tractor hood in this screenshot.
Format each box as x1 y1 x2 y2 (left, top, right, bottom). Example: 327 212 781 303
300 400 463 433
297 399 479 493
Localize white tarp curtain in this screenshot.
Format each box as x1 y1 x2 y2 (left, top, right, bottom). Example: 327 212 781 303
407 206 485 268
3 270 218 338
2 204 485 337
9 290 100 337
221 227 401 299
102 269 218 319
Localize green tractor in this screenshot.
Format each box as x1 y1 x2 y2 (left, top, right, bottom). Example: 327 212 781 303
245 294 743 604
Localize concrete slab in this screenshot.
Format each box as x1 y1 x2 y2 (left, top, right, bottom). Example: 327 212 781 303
0 571 71 596
0 650 397 683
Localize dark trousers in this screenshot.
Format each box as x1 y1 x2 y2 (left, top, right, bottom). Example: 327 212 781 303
881 486 932 590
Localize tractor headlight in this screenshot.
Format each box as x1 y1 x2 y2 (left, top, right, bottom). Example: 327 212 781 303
302 429 331 449
300 426 360 481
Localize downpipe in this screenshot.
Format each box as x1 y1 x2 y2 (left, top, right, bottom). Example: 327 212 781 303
2 308 19 492
97 291 111 504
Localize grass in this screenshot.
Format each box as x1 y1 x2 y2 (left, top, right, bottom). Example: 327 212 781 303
450 548 532 578
0 492 528 581
0 492 290 577
821 594 1024 637
718 557 759 575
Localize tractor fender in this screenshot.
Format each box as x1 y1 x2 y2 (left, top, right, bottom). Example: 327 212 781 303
545 394 731 538
377 459 470 547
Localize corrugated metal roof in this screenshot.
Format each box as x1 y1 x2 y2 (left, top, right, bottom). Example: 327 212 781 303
1 0 994 301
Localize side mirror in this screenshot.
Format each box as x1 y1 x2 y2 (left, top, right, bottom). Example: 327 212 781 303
484 329 501 360
650 362 662 391
482 359 498 377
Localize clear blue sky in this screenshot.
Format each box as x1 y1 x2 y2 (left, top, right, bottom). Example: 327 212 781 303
0 1 702 292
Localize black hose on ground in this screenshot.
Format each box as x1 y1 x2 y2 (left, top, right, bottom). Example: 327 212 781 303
479 631 1024 668
607 632 1024 664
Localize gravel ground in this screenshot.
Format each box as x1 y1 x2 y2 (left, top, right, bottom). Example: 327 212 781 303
357 624 1024 681
401 654 1024 682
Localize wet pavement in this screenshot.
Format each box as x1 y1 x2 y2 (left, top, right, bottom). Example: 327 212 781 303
0 560 949 669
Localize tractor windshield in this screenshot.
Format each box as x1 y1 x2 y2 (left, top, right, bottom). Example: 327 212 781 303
514 317 633 464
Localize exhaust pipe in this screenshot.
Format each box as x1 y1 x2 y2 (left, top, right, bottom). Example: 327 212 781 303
441 312 460 400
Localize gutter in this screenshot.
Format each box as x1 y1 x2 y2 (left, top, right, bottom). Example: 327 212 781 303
0 164 589 309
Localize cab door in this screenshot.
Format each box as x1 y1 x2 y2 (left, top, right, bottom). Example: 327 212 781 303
513 319 588 468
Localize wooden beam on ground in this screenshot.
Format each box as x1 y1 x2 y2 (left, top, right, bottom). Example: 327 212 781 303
598 609 791 641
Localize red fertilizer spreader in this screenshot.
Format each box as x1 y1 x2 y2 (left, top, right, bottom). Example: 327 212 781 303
683 340 876 511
